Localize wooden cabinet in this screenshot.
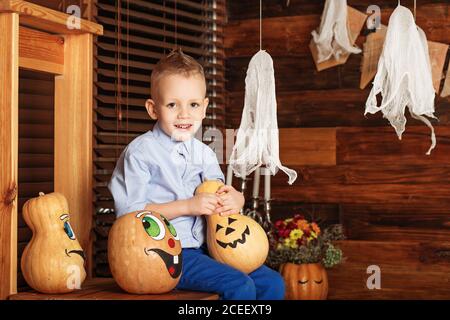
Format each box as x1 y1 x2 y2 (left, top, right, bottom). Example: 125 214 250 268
0 0 102 300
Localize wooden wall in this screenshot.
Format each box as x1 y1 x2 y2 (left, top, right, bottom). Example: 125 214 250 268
225 0 450 299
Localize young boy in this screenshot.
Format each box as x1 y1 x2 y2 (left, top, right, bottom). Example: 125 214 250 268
108 49 285 300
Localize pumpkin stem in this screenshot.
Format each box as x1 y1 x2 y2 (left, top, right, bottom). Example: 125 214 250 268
38 192 45 196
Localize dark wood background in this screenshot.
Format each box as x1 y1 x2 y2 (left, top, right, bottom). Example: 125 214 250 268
15 0 450 300
225 0 450 299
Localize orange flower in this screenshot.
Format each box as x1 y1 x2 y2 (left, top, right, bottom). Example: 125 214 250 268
296 219 310 231
311 222 321 235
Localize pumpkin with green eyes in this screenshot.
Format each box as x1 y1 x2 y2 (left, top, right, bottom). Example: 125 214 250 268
279 263 328 300
195 180 269 274
21 192 86 293
108 210 182 294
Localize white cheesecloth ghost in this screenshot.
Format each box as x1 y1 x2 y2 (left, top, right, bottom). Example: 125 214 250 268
229 50 297 185
311 0 361 63
365 5 437 155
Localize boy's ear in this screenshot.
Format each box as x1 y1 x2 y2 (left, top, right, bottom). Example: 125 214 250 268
145 99 158 120
202 97 209 119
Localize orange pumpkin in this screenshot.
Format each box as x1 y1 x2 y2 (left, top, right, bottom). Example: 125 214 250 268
195 180 269 274
108 210 182 294
21 192 86 293
279 263 328 300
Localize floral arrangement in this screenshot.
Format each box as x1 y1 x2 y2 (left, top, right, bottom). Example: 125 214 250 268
266 214 346 269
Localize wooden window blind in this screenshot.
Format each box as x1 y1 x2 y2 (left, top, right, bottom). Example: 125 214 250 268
92 0 226 277
17 70 55 291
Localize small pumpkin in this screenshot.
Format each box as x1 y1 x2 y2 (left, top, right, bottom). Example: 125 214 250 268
21 192 86 294
279 263 328 300
195 180 269 274
108 210 182 294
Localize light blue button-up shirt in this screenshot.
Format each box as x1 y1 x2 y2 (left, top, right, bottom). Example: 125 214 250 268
108 121 225 248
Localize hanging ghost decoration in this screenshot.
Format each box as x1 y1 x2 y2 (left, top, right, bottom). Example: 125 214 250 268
311 0 362 64
365 5 437 155
229 50 297 185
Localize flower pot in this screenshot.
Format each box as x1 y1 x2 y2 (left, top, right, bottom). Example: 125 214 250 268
279 262 328 300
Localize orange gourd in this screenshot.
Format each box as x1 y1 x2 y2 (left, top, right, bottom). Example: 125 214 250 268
279 263 328 300
108 210 182 294
195 180 269 274
21 192 86 293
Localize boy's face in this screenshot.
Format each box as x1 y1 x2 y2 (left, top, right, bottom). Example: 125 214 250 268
145 73 208 142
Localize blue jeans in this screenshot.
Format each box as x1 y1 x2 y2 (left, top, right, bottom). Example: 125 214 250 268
176 245 285 300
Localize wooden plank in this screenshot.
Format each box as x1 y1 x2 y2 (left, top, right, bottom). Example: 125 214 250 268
9 278 220 300
227 0 446 20
226 54 361 92
341 203 450 242
227 89 450 128
270 164 450 186
270 182 450 205
0 0 103 35
327 240 450 299
227 1 450 46
226 4 450 58
55 33 93 278
337 126 450 165
225 14 319 57
19 26 64 74
279 128 336 166
0 12 19 300
242 164 450 212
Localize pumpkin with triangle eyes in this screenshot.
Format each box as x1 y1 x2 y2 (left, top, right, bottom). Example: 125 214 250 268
195 180 269 274
21 192 87 293
279 263 328 300
108 210 182 294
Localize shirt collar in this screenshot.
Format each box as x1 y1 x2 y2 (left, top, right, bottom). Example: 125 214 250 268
152 121 191 156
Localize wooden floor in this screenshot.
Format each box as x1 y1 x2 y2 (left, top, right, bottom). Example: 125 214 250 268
9 278 219 300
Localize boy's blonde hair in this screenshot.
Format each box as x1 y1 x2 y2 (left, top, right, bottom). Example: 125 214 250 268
150 48 206 99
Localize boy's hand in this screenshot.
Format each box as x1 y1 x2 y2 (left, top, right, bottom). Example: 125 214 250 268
215 185 245 217
188 193 222 216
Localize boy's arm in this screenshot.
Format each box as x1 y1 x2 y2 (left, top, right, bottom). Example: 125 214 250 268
144 199 191 220
144 192 222 220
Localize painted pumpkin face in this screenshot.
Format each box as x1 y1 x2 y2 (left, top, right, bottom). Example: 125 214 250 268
280 263 329 300
195 180 269 274
108 210 182 294
215 216 250 249
21 192 87 294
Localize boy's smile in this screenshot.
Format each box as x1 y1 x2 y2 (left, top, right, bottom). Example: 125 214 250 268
146 73 209 142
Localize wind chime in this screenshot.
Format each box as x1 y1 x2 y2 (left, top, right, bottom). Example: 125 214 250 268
227 0 297 235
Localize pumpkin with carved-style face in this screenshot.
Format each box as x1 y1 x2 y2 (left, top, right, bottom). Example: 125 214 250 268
279 263 328 300
195 180 269 274
108 210 182 294
21 192 86 294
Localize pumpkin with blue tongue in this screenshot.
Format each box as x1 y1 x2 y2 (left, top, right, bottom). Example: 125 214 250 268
195 180 269 274
108 210 182 294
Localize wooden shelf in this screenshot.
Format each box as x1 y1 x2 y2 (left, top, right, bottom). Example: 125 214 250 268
0 0 103 35
9 278 219 300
